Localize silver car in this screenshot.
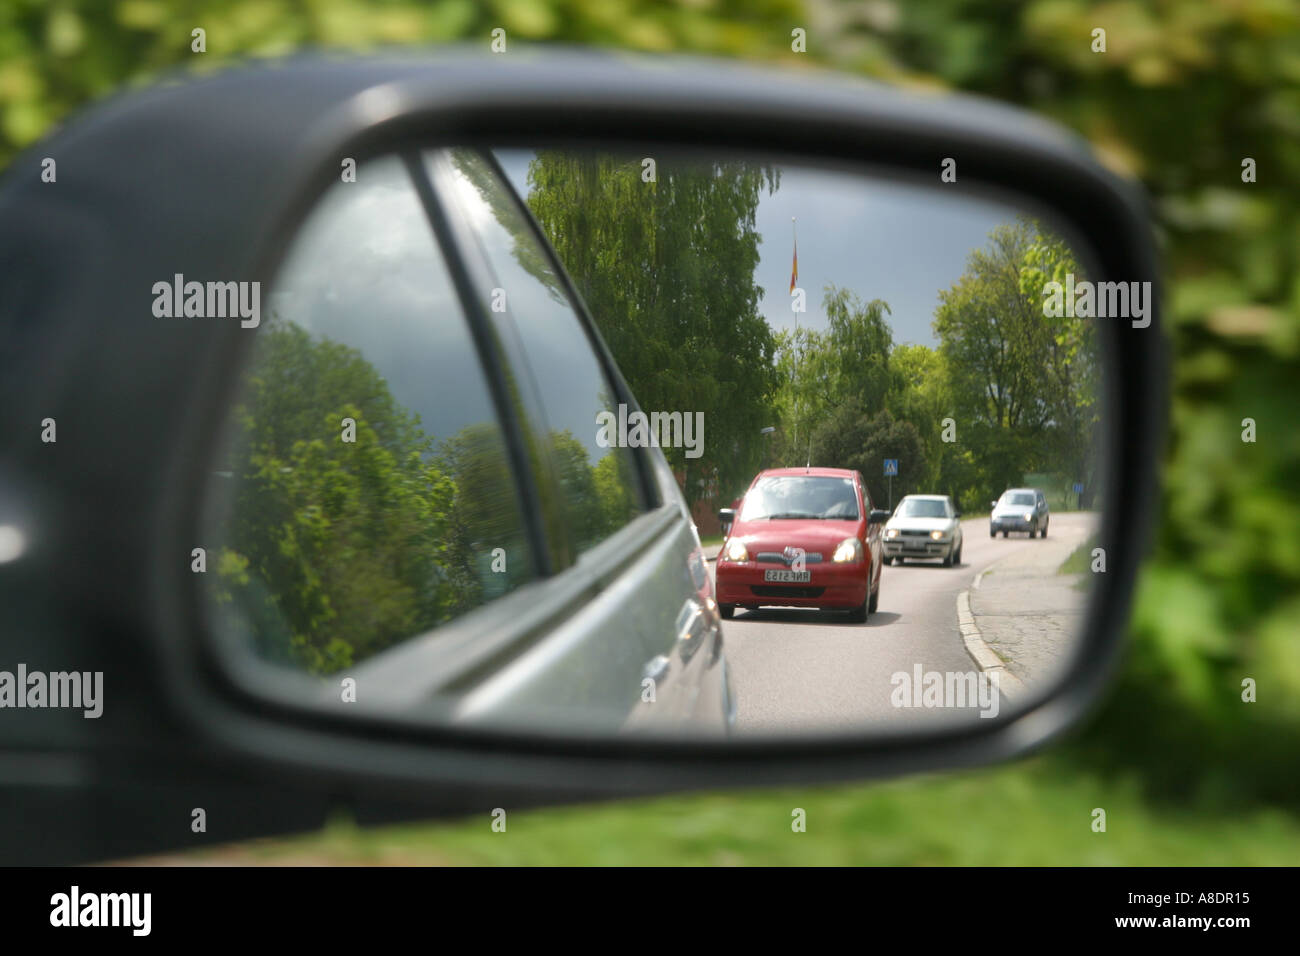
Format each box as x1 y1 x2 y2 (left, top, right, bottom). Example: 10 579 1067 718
882 495 964 566
990 488 1050 538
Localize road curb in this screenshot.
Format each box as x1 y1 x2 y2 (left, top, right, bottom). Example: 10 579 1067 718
956 588 1025 700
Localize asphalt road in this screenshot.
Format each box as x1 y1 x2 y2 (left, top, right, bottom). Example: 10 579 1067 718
710 512 1096 735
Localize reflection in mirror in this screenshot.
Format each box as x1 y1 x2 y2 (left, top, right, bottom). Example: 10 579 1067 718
205 145 1107 740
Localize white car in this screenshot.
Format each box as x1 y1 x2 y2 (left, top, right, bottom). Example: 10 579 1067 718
882 495 963 566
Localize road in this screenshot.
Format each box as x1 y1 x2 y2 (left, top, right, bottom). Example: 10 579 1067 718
710 512 1096 735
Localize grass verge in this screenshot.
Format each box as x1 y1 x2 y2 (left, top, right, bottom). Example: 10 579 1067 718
1059 536 1099 576
133 754 1300 866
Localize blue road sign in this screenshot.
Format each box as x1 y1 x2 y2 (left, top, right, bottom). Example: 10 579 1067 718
884 459 898 477
1072 482 1084 494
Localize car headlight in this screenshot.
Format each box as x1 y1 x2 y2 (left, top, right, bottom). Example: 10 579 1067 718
884 528 899 539
929 530 945 540
724 538 749 562
833 537 863 562
1025 513 1035 520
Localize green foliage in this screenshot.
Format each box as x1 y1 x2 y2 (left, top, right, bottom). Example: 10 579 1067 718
807 406 926 508
774 224 1093 515
0 0 807 167
214 320 471 674
867 0 1300 800
770 324 834 467
167 755 1300 865
525 150 782 507
1058 535 1099 576
888 343 965 495
438 421 534 601
772 285 897 478
591 451 637 538
823 285 894 414
546 429 638 552
932 218 1098 509
213 318 636 675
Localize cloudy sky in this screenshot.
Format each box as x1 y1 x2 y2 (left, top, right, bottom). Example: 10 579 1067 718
267 154 504 445
496 150 1028 348
265 150 1039 457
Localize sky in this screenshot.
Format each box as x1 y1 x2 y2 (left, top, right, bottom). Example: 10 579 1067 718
495 150 1029 348
263 150 1039 458
267 154 505 445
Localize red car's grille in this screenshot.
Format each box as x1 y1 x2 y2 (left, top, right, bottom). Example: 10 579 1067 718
754 552 824 564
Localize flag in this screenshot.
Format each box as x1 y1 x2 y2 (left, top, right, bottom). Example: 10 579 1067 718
789 238 798 294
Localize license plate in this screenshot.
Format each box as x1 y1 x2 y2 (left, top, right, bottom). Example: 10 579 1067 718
764 569 811 583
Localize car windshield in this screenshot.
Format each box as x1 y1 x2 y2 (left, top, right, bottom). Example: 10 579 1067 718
741 476 860 520
897 498 949 518
1004 492 1035 506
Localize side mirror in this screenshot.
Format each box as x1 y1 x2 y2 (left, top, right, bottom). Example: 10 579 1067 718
990 500 998 509
0 49 1164 862
955 512 962 519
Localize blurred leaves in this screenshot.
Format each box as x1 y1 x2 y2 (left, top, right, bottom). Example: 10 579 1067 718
0 0 808 160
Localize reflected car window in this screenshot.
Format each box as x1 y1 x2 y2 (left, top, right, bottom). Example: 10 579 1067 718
434 148 645 555
206 155 535 676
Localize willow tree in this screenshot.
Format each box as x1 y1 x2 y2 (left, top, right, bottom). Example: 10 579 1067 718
526 152 781 508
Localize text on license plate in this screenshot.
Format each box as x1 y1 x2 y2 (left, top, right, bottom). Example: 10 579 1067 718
764 569 811 583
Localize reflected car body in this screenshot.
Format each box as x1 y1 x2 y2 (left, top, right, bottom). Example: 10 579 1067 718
714 467 886 622
343 152 735 735
882 494 963 566
990 488 1050 537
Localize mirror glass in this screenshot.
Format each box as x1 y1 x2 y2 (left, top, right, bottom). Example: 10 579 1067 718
203 145 1111 739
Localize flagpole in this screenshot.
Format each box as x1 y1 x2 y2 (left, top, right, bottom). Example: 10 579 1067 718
791 216 798 467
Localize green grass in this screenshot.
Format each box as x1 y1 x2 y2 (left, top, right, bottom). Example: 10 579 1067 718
1059 536 1099 576
698 534 724 550
152 755 1300 865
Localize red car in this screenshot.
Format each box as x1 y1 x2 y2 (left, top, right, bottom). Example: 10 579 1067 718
714 467 889 622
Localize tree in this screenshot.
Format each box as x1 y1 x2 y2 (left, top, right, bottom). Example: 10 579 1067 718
545 429 639 552
771 325 835 469
888 342 951 494
823 285 894 415
772 286 894 471
1019 227 1101 503
525 151 781 508
932 218 1094 505
807 406 927 509
213 319 488 675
